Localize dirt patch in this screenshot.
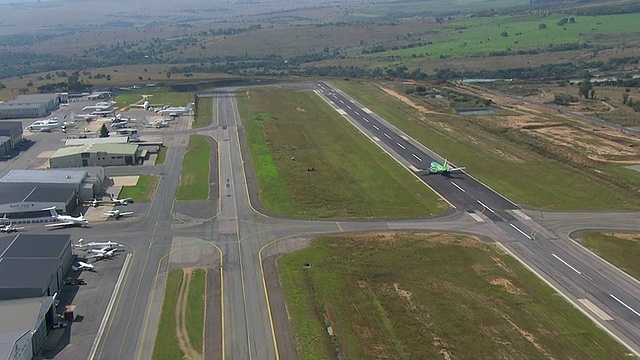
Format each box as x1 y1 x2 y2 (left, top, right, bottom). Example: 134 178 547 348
110 175 139 186
490 278 526 296
296 107 307 112
246 90 251 100
175 268 203 360
604 232 640 242
504 316 555 360
393 283 412 302
357 280 368 288
377 86 441 115
433 337 455 360
491 256 515 276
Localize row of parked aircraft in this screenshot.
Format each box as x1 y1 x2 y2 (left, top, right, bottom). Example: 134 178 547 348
72 238 126 271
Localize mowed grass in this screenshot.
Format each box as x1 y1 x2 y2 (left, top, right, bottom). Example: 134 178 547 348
193 96 213 129
236 87 446 218
370 13 640 61
114 88 193 110
278 232 630 360
580 232 640 280
333 80 640 210
176 135 211 200
186 268 206 354
155 146 168 165
152 269 184 360
116 175 159 203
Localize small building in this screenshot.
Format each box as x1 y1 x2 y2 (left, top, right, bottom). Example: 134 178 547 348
0 296 55 360
0 122 23 157
49 143 142 168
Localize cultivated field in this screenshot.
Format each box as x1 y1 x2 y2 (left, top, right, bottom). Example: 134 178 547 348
176 135 211 201
333 79 640 210
278 232 629 359
236 87 446 218
580 232 640 280
117 175 159 203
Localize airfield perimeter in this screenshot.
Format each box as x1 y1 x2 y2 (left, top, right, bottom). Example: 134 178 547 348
4 82 640 359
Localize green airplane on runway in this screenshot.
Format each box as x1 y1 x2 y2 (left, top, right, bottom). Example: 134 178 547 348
429 159 465 174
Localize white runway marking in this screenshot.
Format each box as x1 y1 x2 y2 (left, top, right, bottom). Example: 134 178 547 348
578 299 613 321
411 153 422 161
408 165 420 172
451 182 465 192
337 109 347 115
347 105 351 109
552 253 581 275
476 200 495 213
363 108 373 114
510 223 532 240
397 143 406 150
339 100 344 104
610 294 640 317
372 124 379 131
372 136 380 142
468 212 485 222
384 133 391 139
354 111 360 115
512 209 531 220
363 118 369 122
400 135 408 141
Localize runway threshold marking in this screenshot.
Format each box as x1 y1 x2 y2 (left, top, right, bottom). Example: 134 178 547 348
336 222 344 232
88 253 133 360
451 182 465 192
552 253 582 275
512 209 531 220
609 294 640 317
468 212 484 222
509 223 532 240
578 299 613 321
476 200 495 213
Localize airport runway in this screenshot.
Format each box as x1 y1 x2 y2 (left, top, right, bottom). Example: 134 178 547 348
7 85 640 359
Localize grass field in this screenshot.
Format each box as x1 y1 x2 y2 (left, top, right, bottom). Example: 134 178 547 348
332 80 640 210
185 268 206 353
176 135 211 200
580 232 640 281
116 175 159 203
236 87 446 218
278 232 630 359
152 269 184 360
194 97 213 129
155 146 168 165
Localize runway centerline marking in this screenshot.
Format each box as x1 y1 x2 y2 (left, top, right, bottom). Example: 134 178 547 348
354 111 360 116
372 124 379 131
609 294 640 317
346 105 351 109
476 200 495 213
552 253 582 275
397 143 406 150
451 182 466 192
384 133 391 139
363 118 369 122
509 223 532 240
411 153 422 162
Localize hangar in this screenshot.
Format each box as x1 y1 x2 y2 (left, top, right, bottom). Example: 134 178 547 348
49 143 142 168
0 121 23 157
0 168 105 221
0 297 55 360
0 93 67 119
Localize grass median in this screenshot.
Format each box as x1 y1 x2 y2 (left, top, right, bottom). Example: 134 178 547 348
186 268 206 353
279 232 629 359
116 175 159 203
155 146 167 165
580 232 640 281
193 96 213 129
152 269 184 360
236 87 446 218
176 135 211 200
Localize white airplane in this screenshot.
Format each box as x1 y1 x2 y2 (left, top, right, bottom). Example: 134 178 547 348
143 117 169 128
91 110 114 117
0 223 25 233
88 248 117 260
72 261 95 271
25 117 71 132
71 111 98 121
75 238 124 251
104 209 134 219
42 207 90 228
83 101 115 112
157 103 193 116
109 194 133 205
85 199 103 208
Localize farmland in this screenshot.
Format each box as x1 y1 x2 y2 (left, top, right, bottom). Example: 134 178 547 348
236 87 446 218
278 232 629 359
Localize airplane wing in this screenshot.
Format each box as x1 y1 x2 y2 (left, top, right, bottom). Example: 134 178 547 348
87 253 103 259
119 212 134 216
45 222 74 227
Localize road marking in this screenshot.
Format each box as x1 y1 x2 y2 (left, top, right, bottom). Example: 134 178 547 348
509 223 532 240
372 136 380 142
339 100 344 104
397 143 406 150
89 253 132 360
578 299 613 321
411 153 422 161
552 253 582 275
336 222 344 231
336 109 347 115
400 135 408 141
476 200 495 213
372 124 379 131
383 133 391 139
408 165 420 172
468 212 485 222
451 182 466 192
610 294 640 317
512 209 531 220
363 118 369 123
346 105 351 109
354 111 360 116
363 107 373 113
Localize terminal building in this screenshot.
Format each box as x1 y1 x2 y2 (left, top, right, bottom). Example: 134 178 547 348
0 168 105 221
0 233 72 360
49 143 142 168
0 121 23 157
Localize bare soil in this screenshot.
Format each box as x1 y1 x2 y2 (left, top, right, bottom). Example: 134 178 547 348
175 268 203 360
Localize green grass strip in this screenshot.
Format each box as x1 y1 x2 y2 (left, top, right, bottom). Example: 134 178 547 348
580 232 640 280
155 146 168 165
193 97 213 129
152 269 184 360
186 269 206 353
116 175 159 203
176 135 211 200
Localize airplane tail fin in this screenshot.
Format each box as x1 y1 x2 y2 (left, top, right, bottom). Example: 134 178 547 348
185 103 193 112
443 159 448 169
77 238 84 245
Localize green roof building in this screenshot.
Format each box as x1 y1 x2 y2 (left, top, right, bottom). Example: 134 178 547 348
49 143 142 168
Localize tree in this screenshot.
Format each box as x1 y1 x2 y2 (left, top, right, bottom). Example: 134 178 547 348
500 31 509 37
99 124 109 138
623 93 629 104
579 80 593 99
538 23 547 30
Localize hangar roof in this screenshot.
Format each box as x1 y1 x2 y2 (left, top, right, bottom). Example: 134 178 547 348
0 136 9 145
51 143 138 158
0 184 76 205
0 296 54 360
0 258 59 290
0 169 87 185
0 234 71 259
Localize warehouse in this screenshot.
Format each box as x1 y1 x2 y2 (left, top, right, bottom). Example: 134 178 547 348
65 135 130 147
0 168 105 221
49 143 142 168
0 122 23 157
0 103 47 119
0 296 55 360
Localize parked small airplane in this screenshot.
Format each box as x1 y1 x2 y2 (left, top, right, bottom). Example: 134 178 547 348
91 110 115 117
109 194 133 205
85 199 103 208
88 248 117 260
143 117 169 128
75 238 124 251
71 111 98 121
428 159 465 174
42 206 90 228
83 101 115 112
104 209 134 219
0 223 25 233
72 261 95 271
25 117 72 132
157 103 193 116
